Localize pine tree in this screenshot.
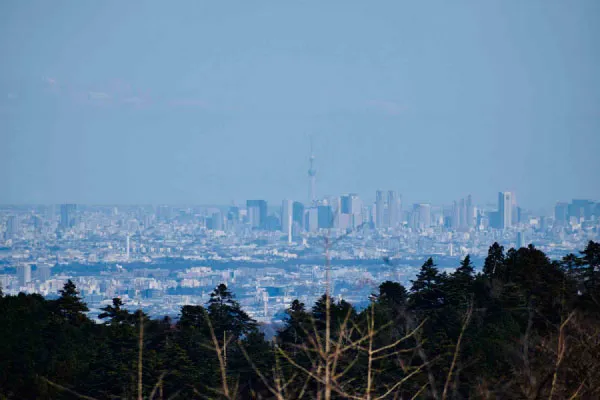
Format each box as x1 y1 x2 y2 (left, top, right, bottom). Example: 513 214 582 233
98 297 131 324
581 241 600 294
455 255 475 278
207 283 257 338
174 304 220 395
409 258 444 311
376 281 408 307
447 255 476 306
311 294 357 333
178 304 207 329
278 300 310 347
483 242 505 277
53 280 89 325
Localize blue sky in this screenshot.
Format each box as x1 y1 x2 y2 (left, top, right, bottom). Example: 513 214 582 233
1 0 599 209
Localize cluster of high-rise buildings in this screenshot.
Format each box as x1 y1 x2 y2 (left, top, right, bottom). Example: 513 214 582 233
186 189 600 243
185 149 590 237
3 191 599 243
554 199 600 227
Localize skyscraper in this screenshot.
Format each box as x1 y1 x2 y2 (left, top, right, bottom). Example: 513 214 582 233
6 215 19 238
498 192 513 229
17 264 31 287
452 201 461 230
511 192 519 226
341 194 363 229
281 200 293 235
516 231 525 249
466 195 474 228
459 198 467 229
375 190 385 229
417 203 431 230
554 202 568 226
318 205 334 229
570 199 594 221
341 194 353 214
212 211 223 231
246 200 267 229
60 204 77 229
37 265 51 282
305 207 319 232
226 206 240 230
292 202 305 230
387 191 399 228
411 204 431 230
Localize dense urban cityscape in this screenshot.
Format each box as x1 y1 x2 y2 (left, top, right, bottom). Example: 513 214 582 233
2 159 598 324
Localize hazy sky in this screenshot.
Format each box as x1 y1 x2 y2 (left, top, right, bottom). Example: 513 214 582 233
1 1 599 209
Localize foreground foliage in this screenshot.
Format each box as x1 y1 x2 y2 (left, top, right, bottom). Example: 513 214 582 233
1 241 599 399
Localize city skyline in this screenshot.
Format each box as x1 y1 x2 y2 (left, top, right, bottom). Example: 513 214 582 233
0 188 591 213
3 192 599 230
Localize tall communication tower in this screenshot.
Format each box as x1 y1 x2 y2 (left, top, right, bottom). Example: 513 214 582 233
308 136 317 205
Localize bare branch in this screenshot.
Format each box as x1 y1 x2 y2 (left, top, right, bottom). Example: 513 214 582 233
40 377 98 400
374 358 435 400
148 371 168 400
549 311 576 400
238 342 283 400
204 309 232 399
442 301 473 400
372 318 427 355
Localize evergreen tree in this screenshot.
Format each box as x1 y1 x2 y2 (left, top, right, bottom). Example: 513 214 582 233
207 283 257 338
174 304 219 396
98 297 131 324
2 242 600 399
311 293 357 334
580 240 600 295
278 300 310 347
52 280 89 325
376 280 408 307
447 255 476 306
86 320 138 399
0 293 52 398
178 304 207 329
455 254 475 278
483 242 505 277
561 253 582 280
409 258 445 310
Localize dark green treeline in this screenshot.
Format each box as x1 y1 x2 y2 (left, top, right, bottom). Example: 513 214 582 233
1 241 599 399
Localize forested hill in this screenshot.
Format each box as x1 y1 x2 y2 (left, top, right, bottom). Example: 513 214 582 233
1 241 599 399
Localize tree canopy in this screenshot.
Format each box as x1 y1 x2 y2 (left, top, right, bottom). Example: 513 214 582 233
1 243 600 399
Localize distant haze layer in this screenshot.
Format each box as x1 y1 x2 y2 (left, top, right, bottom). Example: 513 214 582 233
1 1 599 209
